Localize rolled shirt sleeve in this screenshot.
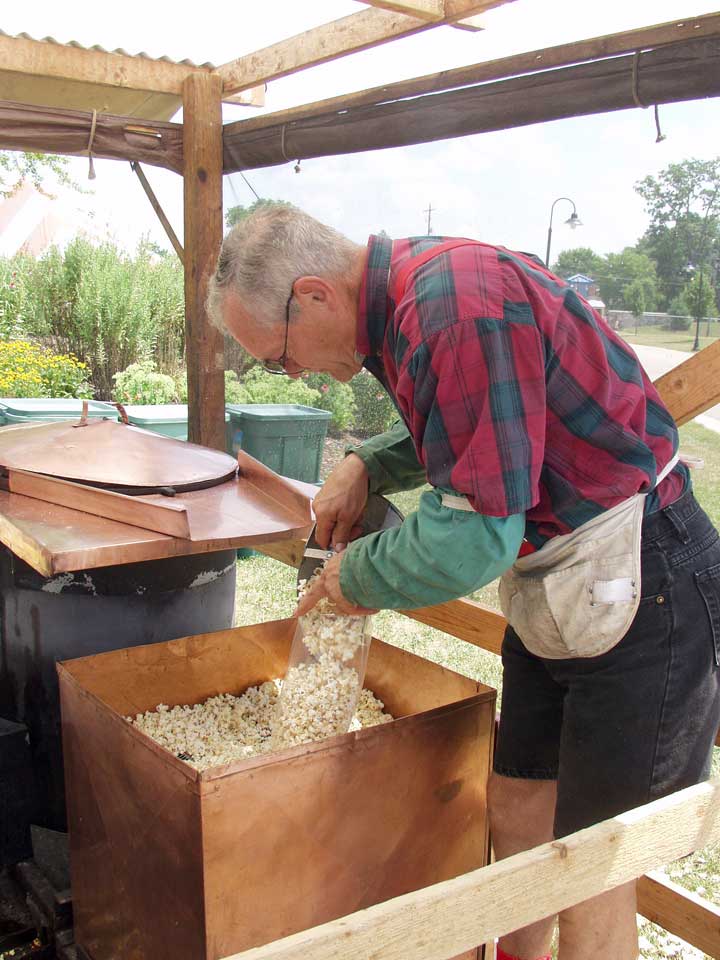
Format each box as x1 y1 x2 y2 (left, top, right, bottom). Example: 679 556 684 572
339 486 524 610
345 419 427 495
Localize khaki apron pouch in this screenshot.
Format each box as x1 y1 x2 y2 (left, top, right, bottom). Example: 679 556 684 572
499 494 645 659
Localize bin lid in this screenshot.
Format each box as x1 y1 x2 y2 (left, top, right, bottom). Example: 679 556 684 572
0 398 116 418
124 404 189 425
0 418 238 493
225 403 331 421
125 404 229 425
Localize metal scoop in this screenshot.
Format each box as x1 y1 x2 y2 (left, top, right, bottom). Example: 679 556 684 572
297 493 404 591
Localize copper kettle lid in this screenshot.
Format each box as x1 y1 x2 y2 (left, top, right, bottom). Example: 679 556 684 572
0 419 237 493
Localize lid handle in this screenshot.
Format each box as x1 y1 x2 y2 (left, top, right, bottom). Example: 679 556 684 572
72 400 90 428
114 402 130 425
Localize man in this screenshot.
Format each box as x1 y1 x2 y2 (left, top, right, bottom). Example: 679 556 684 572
209 204 720 960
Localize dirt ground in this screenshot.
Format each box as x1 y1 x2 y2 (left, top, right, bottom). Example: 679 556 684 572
320 432 365 481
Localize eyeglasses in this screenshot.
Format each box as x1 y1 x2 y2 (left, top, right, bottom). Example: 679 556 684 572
262 288 295 375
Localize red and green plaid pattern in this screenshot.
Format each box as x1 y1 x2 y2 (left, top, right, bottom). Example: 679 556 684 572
356 235 688 546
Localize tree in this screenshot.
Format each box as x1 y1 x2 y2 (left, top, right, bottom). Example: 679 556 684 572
225 197 292 230
623 279 646 334
0 150 77 198
600 248 658 311
685 270 716 323
635 158 720 308
552 247 605 280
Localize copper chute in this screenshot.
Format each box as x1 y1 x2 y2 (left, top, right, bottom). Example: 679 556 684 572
0 420 315 575
59 618 495 960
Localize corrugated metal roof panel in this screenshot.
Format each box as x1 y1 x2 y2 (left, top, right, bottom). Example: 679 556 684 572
0 29 216 69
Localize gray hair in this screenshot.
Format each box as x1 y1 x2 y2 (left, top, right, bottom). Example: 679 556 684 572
207 204 361 329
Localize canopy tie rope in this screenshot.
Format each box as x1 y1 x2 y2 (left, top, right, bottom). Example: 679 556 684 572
87 109 98 180
632 50 666 143
280 123 302 173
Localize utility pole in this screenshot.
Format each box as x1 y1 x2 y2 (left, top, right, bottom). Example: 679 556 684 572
424 203 434 235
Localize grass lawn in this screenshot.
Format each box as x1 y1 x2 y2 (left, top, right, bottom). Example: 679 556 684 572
620 325 719 353
233 420 720 959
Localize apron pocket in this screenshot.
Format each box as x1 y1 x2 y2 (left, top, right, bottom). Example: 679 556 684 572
544 556 638 658
500 554 640 660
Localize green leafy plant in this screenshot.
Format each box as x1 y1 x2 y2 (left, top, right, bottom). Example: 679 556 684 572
0 256 30 340
350 370 397 437
19 237 184 398
305 373 356 431
224 370 251 404
112 360 179 405
0 340 93 398
240 366 321 407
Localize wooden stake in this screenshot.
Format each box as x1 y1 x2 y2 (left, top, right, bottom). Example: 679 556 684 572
182 73 226 451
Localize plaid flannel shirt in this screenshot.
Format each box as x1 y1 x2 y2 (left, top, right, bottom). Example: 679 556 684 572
356 235 688 547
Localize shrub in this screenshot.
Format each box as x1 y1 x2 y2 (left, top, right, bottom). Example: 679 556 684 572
20 238 184 398
0 256 31 340
240 366 321 407
305 373 356 432
0 340 93 398
669 315 692 331
112 360 179 405
224 370 251 404
350 370 397 436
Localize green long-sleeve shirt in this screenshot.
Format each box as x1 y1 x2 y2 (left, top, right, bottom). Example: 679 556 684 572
339 422 524 610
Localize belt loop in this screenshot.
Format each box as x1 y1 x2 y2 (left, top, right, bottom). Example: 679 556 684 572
664 504 691 544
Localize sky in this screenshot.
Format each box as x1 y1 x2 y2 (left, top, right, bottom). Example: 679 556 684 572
2 0 719 261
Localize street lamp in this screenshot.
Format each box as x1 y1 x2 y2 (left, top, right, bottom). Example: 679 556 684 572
685 263 704 352
545 197 582 269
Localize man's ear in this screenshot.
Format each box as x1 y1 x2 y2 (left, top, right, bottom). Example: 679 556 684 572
294 276 336 308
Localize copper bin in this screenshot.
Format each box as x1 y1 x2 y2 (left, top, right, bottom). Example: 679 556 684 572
58 618 496 960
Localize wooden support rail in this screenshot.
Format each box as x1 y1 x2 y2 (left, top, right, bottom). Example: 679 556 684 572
637 871 720 958
225 780 720 960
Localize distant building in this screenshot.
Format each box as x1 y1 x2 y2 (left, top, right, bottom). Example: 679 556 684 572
565 273 600 299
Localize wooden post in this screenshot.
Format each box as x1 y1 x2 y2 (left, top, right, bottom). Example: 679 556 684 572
182 72 226 450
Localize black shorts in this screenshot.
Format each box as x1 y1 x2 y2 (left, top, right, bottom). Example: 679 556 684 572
494 488 720 838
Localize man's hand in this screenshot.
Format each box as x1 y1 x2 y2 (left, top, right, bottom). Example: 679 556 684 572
294 552 378 618
313 453 369 550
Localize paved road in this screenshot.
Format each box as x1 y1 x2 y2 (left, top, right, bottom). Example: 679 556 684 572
632 343 720 434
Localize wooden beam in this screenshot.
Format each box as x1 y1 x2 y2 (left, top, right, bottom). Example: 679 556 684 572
638 871 720 958
216 2 514 96
403 598 505 654
452 16 487 33
353 0 497 27
216 9 432 95
130 162 184 263
182 73 226 451
354 0 445 19
225 779 720 960
653 340 720 426
0 32 197 96
227 12 720 137
0 33 263 104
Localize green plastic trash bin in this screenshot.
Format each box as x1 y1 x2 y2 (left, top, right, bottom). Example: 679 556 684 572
124 404 190 440
124 405 231 442
0 398 117 426
226 404 330 484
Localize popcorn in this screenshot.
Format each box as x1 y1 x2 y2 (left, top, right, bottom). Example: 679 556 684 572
271 581 374 750
128 679 392 771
